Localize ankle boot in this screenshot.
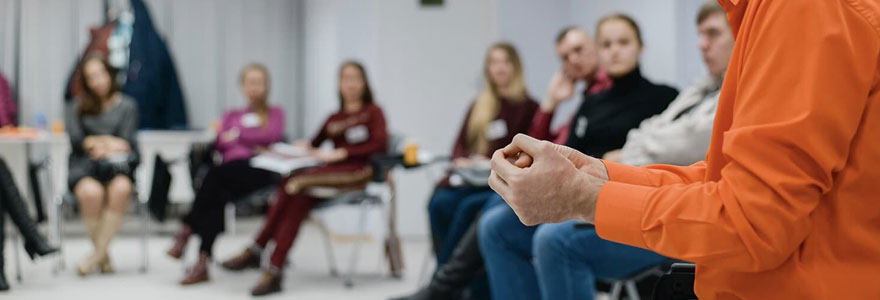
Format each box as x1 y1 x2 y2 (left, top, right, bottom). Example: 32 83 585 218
250 268 282 297
180 252 211 285
390 224 483 300
221 246 262 271
389 286 460 300
427 224 484 298
78 210 124 276
167 225 192 260
23 239 58 261
0 158 58 260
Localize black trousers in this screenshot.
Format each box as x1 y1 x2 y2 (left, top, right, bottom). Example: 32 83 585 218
183 159 279 255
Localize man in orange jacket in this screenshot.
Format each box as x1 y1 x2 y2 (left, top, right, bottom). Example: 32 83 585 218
489 0 880 299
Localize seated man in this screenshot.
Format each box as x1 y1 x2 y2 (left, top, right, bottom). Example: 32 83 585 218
479 3 734 300
489 0 880 299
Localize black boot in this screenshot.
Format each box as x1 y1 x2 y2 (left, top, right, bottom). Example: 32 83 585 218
0 198 10 291
391 223 485 300
0 158 57 260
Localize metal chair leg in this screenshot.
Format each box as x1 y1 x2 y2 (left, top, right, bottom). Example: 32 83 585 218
53 195 65 275
224 203 236 235
139 199 149 273
12 230 22 283
610 281 624 300
313 217 339 277
344 201 371 288
625 280 641 300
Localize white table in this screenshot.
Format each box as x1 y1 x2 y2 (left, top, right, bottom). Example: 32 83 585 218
135 130 214 204
0 133 69 208
1 130 213 210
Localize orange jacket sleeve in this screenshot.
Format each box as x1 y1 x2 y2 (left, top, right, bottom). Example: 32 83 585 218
603 160 707 187
595 0 879 273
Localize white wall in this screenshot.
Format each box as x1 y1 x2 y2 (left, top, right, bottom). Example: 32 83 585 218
0 0 21 91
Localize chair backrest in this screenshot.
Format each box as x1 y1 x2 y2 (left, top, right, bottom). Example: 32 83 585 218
651 263 697 300
387 133 406 155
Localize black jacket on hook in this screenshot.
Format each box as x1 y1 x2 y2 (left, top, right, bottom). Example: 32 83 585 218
64 0 189 130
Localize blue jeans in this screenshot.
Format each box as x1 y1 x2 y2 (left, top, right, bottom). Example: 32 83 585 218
534 221 669 300
479 195 668 300
428 187 496 265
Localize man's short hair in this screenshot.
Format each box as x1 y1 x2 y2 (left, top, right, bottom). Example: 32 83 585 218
555 26 582 44
697 0 726 25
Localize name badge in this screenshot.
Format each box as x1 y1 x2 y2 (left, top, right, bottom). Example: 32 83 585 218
345 125 370 144
575 116 589 138
241 113 261 128
485 119 509 141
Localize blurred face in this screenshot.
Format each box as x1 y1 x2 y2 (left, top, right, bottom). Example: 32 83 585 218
698 13 735 78
487 48 516 89
83 59 113 100
241 68 269 107
597 19 642 78
339 65 365 104
556 30 598 80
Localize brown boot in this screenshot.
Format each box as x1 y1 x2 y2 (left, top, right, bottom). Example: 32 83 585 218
167 225 192 260
250 269 282 297
180 253 211 285
220 247 261 271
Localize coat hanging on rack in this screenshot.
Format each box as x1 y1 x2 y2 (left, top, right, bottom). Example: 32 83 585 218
64 0 188 130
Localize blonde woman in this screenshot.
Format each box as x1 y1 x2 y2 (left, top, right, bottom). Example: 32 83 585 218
427 42 537 271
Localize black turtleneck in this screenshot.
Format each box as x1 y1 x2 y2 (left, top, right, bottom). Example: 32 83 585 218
565 68 678 157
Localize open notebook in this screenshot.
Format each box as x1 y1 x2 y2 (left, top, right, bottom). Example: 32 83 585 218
249 143 321 175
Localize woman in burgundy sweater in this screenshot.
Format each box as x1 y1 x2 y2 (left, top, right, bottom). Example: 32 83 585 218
428 42 537 268
221 61 388 297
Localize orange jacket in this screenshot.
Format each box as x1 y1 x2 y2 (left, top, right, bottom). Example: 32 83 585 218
595 0 880 299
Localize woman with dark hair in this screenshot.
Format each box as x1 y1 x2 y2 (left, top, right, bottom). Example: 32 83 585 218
65 56 140 276
220 61 388 297
0 157 58 291
166 63 285 285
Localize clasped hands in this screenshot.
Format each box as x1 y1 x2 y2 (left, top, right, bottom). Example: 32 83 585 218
84 135 131 160
488 134 609 226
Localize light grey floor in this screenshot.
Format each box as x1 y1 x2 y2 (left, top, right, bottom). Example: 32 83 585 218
3 218 433 300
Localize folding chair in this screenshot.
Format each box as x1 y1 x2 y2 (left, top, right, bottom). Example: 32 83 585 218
602 264 667 300
305 134 409 288
651 263 697 300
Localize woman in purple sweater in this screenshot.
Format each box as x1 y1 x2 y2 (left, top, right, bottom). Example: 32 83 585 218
166 64 285 285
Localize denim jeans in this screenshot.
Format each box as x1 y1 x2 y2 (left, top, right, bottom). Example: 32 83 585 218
479 194 667 300
428 187 496 264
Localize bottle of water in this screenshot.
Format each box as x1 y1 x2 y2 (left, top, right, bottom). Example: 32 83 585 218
35 112 47 131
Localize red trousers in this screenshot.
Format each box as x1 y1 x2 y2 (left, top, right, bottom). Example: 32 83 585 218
254 162 372 268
